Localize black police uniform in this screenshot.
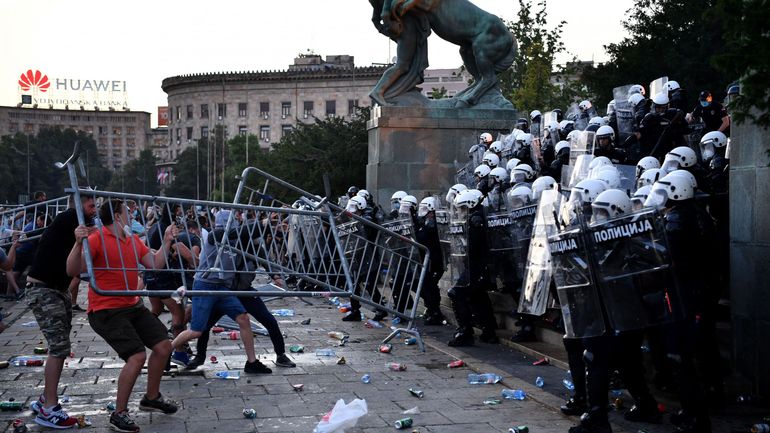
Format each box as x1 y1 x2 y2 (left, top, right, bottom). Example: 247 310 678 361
639 108 688 159
692 102 729 135
414 212 445 322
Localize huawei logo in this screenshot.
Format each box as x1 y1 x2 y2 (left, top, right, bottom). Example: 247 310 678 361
18 69 50 92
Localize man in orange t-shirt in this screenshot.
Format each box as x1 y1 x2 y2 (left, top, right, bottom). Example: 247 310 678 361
67 199 179 433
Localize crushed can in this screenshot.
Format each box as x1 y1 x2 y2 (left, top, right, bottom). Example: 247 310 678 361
379 344 393 353
242 408 257 419
408 388 424 398
211 327 225 333
394 417 413 429
0 402 24 411
509 427 529 433
106 402 116 411
210 356 218 364
227 331 239 340
0 361 9 369
388 363 407 371
12 419 28 433
404 337 417 345
76 415 92 427
447 360 465 368
288 345 305 353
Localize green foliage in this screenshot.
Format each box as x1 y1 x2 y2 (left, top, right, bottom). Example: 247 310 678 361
107 149 159 196
710 0 770 128
430 86 448 100
163 139 209 200
581 0 727 112
0 127 110 204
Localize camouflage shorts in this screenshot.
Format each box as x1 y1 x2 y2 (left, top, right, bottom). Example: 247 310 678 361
27 286 72 358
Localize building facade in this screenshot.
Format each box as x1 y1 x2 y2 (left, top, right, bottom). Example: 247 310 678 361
0 105 152 170
161 54 388 154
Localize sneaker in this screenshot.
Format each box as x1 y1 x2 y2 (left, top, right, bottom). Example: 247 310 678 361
35 404 78 429
275 353 296 368
109 410 140 432
185 356 205 370
244 359 272 374
30 395 45 414
341 310 362 322
71 304 86 312
170 350 189 367
139 393 178 414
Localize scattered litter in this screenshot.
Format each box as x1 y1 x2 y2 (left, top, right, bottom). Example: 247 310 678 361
379 344 392 354
300 318 311 325
242 408 257 419
60 395 70 403
391 317 402 325
365 319 384 329
76 415 92 427
387 363 407 372
467 373 501 384
12 419 28 433
501 389 527 400
0 361 9 369
291 383 304 391
10 356 45 367
223 331 240 340
289 345 305 353
404 337 417 345
483 398 502 405
361 374 371 384
447 360 465 368
336 357 346 365
315 348 336 357
394 417 413 429
271 309 294 317
509 426 529 433
33 347 48 354
613 397 624 410
402 406 420 415
312 398 368 433
210 356 218 364
105 402 116 411
20 321 38 328
408 388 424 398
533 357 549 366
214 371 240 380
0 402 24 411
328 331 347 341
211 327 225 333
535 376 544 388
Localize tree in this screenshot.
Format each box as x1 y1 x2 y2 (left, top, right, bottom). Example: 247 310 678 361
710 0 770 128
581 0 727 112
430 86 448 100
164 140 209 200
0 128 109 204
108 149 159 196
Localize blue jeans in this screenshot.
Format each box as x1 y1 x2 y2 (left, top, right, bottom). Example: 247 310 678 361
189 280 246 332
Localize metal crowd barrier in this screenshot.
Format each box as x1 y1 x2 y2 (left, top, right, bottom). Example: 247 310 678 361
228 167 431 350
0 196 70 248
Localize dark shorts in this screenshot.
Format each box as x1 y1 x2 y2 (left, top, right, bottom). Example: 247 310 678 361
190 280 246 332
28 286 72 358
143 271 182 300
88 301 169 361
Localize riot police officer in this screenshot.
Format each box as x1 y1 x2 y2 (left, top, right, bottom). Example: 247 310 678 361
415 197 446 325
639 92 688 159
593 125 627 164
389 191 407 220
447 189 498 346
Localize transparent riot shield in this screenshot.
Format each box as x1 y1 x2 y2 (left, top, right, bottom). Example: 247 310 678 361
517 189 561 315
509 203 538 291
589 209 682 332
614 84 635 143
566 154 594 190
549 224 606 338
486 209 518 292
448 217 470 288
379 218 418 312
435 208 452 267
649 76 668 98
531 121 541 140
456 160 477 188
500 132 516 162
570 131 596 167
615 164 638 195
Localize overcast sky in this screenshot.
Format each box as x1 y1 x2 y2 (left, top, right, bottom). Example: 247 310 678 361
1 0 633 126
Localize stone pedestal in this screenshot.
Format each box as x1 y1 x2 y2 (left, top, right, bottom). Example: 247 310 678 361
366 105 517 207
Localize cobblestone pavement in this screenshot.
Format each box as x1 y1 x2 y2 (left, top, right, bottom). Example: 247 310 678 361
0 293 758 433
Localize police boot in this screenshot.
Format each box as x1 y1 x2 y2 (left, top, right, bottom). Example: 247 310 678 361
510 324 536 343
423 311 446 326
623 399 661 424
568 407 612 433
447 331 474 347
479 328 499 344
561 396 588 416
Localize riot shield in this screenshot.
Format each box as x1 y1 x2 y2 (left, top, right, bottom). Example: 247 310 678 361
589 209 683 332
649 76 668 97
613 84 635 142
517 189 561 315
531 121 541 140
566 154 594 190
486 209 519 292
500 132 516 162
508 203 538 292
448 216 470 288
615 164 638 195
455 160 476 188
379 218 417 311
435 209 452 267
570 131 596 167
549 224 606 338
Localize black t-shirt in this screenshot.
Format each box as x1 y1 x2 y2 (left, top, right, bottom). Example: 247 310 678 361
28 208 78 290
693 102 729 135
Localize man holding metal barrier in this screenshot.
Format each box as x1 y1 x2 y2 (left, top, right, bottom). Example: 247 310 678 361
66 199 179 432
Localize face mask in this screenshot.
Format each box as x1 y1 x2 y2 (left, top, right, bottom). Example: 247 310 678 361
391 202 400 212
123 224 133 237
700 100 710 107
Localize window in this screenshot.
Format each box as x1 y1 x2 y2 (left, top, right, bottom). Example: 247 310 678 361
84 125 93 135
127 126 135 136
8 122 17 133
259 125 270 142
176 106 181 120
127 150 135 158
281 102 291 118
176 128 181 142
238 103 248 117
24 123 35 133
239 125 248 136
348 99 358 117
126 137 136 148
325 100 336 117
186 127 193 141
99 125 108 136
217 103 226 119
201 126 209 139
303 101 313 118
98 137 107 147
113 126 122 136
259 102 270 118
186 105 193 119
281 124 293 137
200 104 209 119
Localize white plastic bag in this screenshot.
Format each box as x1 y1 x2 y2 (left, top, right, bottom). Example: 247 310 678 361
312 398 368 433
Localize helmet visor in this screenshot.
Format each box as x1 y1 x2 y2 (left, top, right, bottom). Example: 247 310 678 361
417 203 430 217
699 142 715 161
631 196 646 212
643 188 668 210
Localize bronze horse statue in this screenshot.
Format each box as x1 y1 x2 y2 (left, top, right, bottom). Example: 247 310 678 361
370 0 517 108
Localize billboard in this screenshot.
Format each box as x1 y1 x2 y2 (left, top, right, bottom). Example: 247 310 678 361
158 106 169 126
16 68 129 109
